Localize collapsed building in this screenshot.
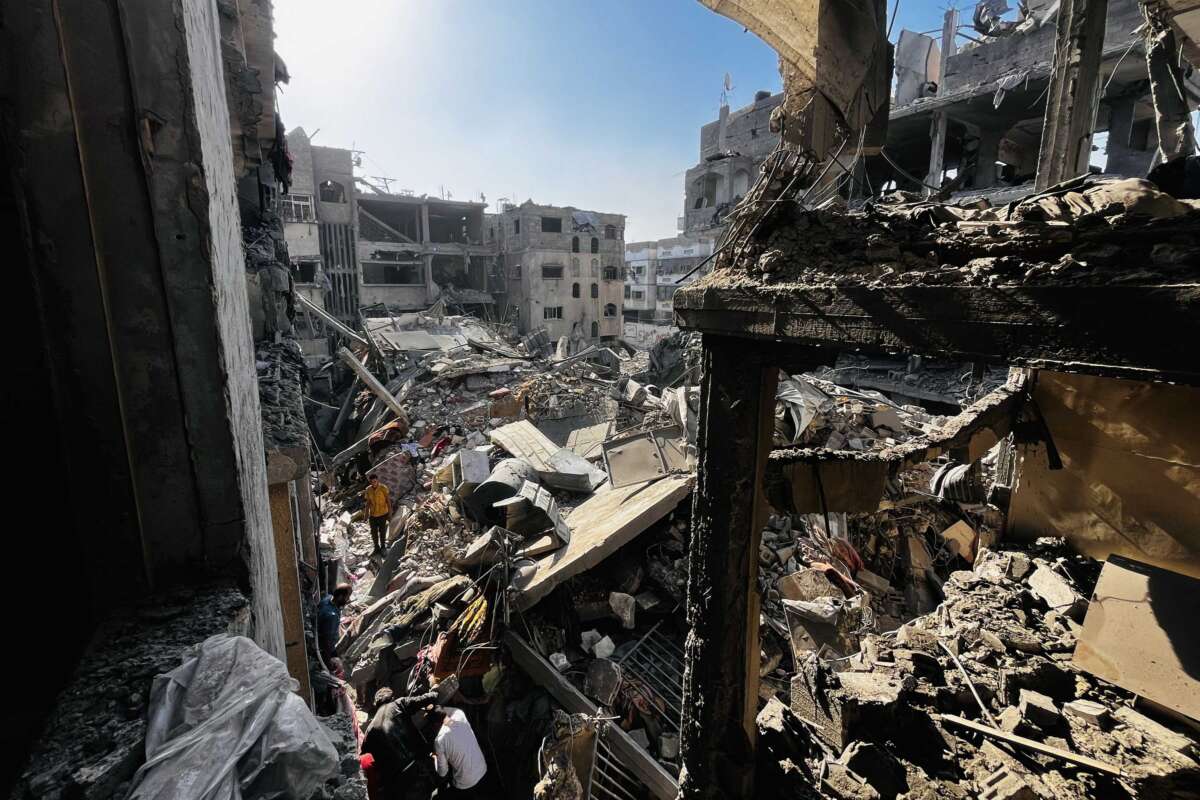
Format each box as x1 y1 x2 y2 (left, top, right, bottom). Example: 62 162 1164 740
4 2 1200 800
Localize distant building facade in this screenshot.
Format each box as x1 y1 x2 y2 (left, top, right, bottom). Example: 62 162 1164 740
286 128 501 327
490 202 626 341
624 235 715 323
682 90 783 235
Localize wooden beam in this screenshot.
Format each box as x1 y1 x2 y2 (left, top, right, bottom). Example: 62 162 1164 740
940 715 1122 775
337 346 408 422
296 293 369 346
1034 0 1108 190
679 335 779 799
673 283 1200 386
503 631 678 800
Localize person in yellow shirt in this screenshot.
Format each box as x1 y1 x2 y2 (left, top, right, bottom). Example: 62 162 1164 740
364 475 392 552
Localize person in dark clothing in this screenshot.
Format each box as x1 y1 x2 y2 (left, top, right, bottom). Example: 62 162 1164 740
317 583 352 674
361 688 439 800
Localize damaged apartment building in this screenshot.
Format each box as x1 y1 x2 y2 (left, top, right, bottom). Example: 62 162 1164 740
490 201 627 344
623 235 715 340
682 0 1195 245
285 127 498 328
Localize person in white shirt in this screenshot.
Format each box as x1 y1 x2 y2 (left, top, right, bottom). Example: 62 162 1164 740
430 706 488 797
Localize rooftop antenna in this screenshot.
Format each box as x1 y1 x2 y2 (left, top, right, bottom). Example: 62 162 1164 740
721 72 734 107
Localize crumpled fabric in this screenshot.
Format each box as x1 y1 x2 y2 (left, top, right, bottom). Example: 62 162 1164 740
127 634 338 800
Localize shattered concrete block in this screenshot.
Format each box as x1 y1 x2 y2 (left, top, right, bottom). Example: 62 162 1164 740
1018 689 1061 728
980 629 1007 653
973 548 1011 583
838 741 907 799
549 652 570 672
821 761 881 800
790 668 912 748
1113 706 1196 756
1007 552 1033 581
593 636 616 660
1062 699 1108 727
778 568 843 602
1027 565 1083 618
608 592 636 629
580 629 602 653
997 706 1024 733
978 766 1035 800
854 567 892 596
894 624 940 654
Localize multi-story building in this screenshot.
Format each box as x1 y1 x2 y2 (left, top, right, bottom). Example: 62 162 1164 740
286 128 500 327
490 201 626 342
285 128 359 323
624 235 715 323
355 189 495 313
682 90 783 235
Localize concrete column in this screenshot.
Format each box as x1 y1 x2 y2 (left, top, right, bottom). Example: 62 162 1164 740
421 203 432 244
975 127 1003 189
1104 92 1150 176
679 335 779 799
267 468 313 706
1035 0 1109 189
925 9 958 193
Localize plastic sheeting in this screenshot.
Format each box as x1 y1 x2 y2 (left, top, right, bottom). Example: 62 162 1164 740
128 634 338 800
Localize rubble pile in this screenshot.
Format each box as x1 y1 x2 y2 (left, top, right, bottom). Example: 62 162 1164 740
758 540 1200 800
257 338 310 449
776 373 942 450
817 353 1009 409
708 170 1200 289
297 296 1198 800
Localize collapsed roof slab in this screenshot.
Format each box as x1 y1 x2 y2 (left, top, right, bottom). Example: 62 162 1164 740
513 474 693 610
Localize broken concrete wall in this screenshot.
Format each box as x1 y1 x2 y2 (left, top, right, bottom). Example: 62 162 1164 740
941 0 1143 96
1008 371 1200 578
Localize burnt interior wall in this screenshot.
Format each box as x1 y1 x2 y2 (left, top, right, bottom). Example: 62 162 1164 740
0 104 97 795
1 0 288 789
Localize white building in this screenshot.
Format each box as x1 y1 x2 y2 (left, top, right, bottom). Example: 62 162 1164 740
624 235 715 324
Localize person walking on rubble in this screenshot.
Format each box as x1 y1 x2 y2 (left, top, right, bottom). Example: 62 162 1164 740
364 474 392 553
317 583 352 675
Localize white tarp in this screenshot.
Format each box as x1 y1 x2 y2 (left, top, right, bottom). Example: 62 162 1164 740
127 634 338 800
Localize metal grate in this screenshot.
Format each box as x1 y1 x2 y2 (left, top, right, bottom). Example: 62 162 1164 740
588 729 644 800
616 622 686 734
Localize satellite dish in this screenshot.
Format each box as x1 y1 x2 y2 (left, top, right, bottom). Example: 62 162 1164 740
724 73 733 91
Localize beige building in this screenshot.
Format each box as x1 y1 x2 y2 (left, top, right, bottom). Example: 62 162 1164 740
490 202 625 342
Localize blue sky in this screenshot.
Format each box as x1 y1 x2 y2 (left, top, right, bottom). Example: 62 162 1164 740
275 1 949 243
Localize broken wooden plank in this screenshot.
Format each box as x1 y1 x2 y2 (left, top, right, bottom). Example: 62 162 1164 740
513 474 693 610
504 631 678 800
940 714 1123 776
338 346 408 423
